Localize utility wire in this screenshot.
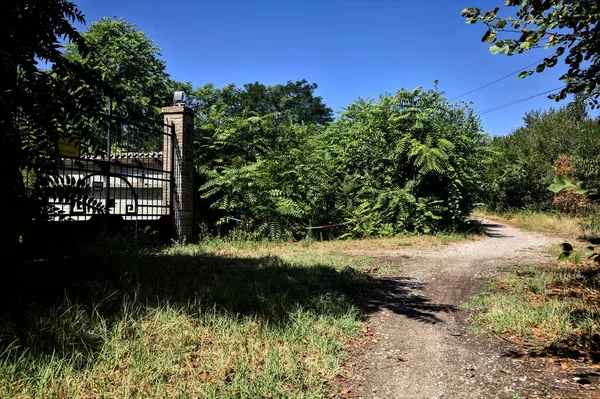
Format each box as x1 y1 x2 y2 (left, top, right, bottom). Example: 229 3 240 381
450 58 545 101
475 86 565 116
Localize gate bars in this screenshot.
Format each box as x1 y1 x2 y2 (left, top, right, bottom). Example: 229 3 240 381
50 117 175 221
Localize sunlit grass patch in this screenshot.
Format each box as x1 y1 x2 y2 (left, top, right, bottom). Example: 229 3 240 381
473 208 581 238
167 232 480 272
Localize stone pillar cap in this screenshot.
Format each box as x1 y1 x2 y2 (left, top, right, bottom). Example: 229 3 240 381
161 105 195 115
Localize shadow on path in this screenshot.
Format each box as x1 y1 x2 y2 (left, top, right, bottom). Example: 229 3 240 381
363 277 457 324
482 222 514 238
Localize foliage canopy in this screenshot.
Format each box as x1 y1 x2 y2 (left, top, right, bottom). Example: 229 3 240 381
1 0 104 255
196 85 489 238
178 80 333 125
462 1 600 107
65 17 172 125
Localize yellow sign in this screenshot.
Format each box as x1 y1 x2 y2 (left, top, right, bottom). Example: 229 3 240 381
58 135 81 158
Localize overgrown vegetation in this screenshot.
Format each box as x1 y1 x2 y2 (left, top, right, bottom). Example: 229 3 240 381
480 98 600 213
194 84 490 239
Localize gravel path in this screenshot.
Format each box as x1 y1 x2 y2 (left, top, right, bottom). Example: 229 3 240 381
347 220 579 399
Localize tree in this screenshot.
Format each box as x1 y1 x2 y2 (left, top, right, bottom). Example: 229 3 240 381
65 17 172 128
198 85 491 239
461 1 600 107
179 80 333 125
239 80 333 125
1 0 104 256
328 86 489 234
481 100 600 211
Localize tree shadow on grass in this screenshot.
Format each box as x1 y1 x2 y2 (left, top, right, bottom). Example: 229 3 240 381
1 249 456 365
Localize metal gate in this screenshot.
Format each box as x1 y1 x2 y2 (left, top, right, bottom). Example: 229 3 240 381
48 117 175 222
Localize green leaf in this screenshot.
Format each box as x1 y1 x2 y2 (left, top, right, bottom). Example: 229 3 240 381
517 71 532 79
490 45 501 55
544 56 558 67
553 174 564 184
519 41 531 51
481 30 492 43
558 252 570 261
584 247 596 257
563 174 574 185
548 183 564 193
574 188 588 195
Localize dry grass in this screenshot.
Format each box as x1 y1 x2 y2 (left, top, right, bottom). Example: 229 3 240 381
465 254 600 361
174 233 480 270
473 209 581 239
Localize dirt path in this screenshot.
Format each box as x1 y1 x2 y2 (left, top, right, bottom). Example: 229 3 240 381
346 220 584 399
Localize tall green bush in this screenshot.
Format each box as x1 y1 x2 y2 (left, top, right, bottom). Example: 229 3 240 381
327 86 489 235
197 85 489 239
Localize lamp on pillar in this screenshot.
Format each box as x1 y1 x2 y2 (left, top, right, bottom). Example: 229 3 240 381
173 91 186 106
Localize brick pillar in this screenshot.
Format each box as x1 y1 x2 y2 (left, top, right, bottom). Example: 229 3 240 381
162 106 195 240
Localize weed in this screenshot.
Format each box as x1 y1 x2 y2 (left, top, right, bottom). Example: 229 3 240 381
579 205 600 239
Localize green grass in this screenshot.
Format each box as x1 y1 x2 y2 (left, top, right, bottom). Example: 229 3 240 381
1 300 360 398
0 239 372 398
464 261 600 355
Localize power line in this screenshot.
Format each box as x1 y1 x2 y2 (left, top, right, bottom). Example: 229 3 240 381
450 58 545 101
477 86 564 115
475 86 565 116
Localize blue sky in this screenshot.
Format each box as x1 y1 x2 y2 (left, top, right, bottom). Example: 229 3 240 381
76 0 578 136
